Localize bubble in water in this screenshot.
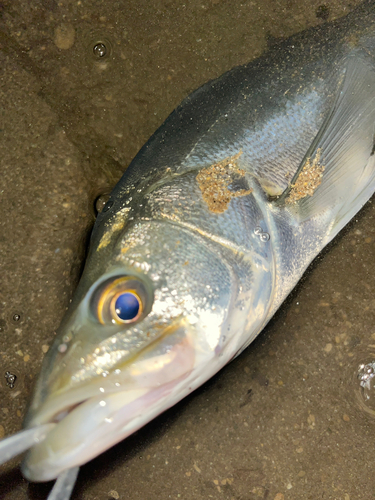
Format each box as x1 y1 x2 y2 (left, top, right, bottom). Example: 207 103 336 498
87 33 113 63
63 333 72 343
348 352 375 420
356 360 375 415
93 42 107 58
5 371 17 389
254 226 270 242
12 313 21 322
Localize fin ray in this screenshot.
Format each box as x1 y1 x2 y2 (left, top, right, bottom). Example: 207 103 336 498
283 52 375 235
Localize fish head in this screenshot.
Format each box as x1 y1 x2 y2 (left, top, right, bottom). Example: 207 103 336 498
22 202 274 481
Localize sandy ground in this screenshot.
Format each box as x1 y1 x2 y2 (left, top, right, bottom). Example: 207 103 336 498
1 0 375 499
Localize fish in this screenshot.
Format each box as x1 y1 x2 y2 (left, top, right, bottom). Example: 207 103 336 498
2 1 375 498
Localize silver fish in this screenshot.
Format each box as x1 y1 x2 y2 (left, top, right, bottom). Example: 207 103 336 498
2 2 375 498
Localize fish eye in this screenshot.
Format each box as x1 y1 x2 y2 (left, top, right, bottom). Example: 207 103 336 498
112 291 141 322
92 276 149 325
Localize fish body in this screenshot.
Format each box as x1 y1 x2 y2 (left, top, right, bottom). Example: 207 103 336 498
2 1 375 494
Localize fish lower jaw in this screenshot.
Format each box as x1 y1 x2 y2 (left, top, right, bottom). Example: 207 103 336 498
22 346 230 482
21 381 182 482
21 388 143 481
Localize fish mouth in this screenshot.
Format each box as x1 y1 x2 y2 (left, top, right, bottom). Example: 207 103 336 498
21 385 174 482
21 323 200 482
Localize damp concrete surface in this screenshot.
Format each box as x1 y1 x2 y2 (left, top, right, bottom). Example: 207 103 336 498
0 1 374 499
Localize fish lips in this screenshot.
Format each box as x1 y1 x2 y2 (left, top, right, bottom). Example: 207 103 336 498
21 323 200 482
21 383 175 482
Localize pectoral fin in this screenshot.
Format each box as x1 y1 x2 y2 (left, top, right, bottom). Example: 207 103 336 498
280 52 375 237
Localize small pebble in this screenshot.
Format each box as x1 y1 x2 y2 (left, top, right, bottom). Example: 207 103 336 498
42 345 49 353
23 354 30 362
343 414 350 422
193 462 201 473
54 24 75 50
274 495 284 500
108 491 119 500
307 414 315 428
323 343 333 353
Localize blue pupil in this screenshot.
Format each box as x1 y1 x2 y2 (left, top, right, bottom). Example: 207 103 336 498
114 292 140 321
